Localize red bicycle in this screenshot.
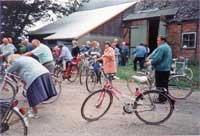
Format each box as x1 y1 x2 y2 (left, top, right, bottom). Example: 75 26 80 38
54 58 80 82
81 74 175 125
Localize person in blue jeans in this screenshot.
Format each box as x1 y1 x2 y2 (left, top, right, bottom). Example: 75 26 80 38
132 43 148 71
145 36 172 102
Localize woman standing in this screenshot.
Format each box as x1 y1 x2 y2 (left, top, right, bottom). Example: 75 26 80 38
6 54 57 118
98 41 116 81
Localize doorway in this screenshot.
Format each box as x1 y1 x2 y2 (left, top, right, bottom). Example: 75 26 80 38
148 18 159 53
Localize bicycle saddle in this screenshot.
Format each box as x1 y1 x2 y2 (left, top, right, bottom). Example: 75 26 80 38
131 75 148 83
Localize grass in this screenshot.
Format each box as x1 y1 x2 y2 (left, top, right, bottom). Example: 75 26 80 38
116 59 200 90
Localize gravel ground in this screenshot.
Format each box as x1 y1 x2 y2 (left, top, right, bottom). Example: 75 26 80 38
13 79 200 136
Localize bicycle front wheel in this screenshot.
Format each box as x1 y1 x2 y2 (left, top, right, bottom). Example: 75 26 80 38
135 90 174 125
0 104 28 136
0 80 16 102
86 70 98 93
168 75 193 99
79 67 88 85
81 89 113 121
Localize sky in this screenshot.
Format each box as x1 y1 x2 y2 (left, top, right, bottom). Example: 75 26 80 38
27 0 81 31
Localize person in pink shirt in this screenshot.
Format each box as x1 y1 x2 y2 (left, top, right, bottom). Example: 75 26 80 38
98 41 116 79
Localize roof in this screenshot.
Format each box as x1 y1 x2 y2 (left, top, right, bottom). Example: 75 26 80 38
29 1 137 40
133 0 199 21
78 0 136 11
123 8 179 21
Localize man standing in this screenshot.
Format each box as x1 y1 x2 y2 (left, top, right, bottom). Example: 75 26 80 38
24 39 54 73
132 43 147 71
145 36 172 102
121 42 129 66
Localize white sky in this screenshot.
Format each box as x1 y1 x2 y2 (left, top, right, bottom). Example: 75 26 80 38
27 0 81 31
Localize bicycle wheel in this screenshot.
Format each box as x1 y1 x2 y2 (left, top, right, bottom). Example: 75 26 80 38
42 76 62 104
0 104 28 136
134 90 174 125
67 65 79 82
184 68 193 80
54 68 64 81
79 67 88 85
81 89 113 121
0 80 16 102
168 75 193 99
86 70 98 93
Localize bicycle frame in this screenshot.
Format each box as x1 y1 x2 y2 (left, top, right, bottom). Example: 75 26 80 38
0 100 29 134
3 72 26 94
101 79 139 111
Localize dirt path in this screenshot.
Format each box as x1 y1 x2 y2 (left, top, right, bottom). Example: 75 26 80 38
15 79 200 136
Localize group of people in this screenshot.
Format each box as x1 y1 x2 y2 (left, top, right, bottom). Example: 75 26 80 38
0 35 172 118
0 38 57 118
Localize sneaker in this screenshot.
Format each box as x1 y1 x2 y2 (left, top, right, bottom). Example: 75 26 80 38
27 110 40 119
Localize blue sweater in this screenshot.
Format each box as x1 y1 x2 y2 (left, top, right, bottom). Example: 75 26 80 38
149 43 172 71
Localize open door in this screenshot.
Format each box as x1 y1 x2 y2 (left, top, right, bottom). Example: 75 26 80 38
130 20 147 54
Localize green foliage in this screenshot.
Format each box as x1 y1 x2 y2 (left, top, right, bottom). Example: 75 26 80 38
0 0 82 41
116 59 200 90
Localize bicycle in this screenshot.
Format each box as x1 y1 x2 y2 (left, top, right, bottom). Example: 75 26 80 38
127 66 193 100
81 74 175 125
171 57 193 79
0 99 28 136
85 63 106 93
54 58 79 82
3 72 62 104
0 73 16 103
79 53 91 85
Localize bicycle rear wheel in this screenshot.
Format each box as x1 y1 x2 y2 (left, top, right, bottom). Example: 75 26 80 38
0 104 28 136
42 76 62 104
67 65 79 82
168 75 193 99
0 80 16 102
81 89 113 121
135 90 174 125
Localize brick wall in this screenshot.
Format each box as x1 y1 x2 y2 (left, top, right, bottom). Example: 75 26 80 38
167 21 198 59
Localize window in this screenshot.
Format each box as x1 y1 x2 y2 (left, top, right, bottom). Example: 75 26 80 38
182 32 196 48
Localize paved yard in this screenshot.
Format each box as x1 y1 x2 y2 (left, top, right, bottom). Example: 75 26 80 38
16 79 200 136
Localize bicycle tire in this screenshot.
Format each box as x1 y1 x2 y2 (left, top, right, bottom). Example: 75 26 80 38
42 76 62 104
0 104 28 136
168 75 193 99
86 70 98 93
0 80 16 102
134 90 174 125
79 67 88 85
81 89 113 121
67 65 79 82
184 68 193 80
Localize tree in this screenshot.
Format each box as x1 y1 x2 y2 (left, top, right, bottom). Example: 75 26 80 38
0 0 84 43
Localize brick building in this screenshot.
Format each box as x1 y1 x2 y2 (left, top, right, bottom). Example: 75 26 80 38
122 0 199 60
